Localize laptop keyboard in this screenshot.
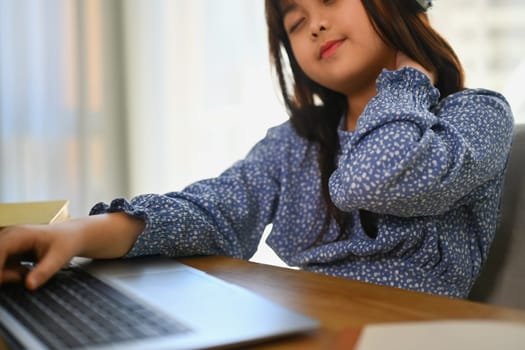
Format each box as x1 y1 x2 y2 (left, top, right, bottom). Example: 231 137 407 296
0 267 191 349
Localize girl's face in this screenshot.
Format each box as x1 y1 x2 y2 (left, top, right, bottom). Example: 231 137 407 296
282 0 396 96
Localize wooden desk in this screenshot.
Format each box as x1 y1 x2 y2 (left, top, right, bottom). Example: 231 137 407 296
180 256 525 349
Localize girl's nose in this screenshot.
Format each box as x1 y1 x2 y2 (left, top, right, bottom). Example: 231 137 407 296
311 24 327 38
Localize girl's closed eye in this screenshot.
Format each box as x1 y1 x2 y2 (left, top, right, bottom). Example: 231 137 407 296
288 17 305 33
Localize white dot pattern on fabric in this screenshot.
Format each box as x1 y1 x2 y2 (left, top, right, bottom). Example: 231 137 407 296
90 68 514 298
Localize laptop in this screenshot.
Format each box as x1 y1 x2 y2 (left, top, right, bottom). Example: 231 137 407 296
0 256 319 349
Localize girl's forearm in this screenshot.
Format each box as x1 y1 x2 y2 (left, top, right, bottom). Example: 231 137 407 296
66 212 145 259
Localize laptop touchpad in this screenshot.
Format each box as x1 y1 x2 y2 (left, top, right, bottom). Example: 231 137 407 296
107 268 278 331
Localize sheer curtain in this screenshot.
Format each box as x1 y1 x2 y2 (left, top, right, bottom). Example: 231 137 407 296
121 0 286 196
0 1 285 218
430 1 525 123
0 0 128 217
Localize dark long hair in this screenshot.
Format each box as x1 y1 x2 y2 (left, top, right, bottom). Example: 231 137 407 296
265 0 465 241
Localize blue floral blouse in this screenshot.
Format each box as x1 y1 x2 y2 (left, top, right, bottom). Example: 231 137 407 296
91 67 514 298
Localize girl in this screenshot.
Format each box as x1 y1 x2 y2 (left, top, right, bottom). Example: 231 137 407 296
0 0 514 298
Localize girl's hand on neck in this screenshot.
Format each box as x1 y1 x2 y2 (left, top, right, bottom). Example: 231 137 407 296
395 51 436 85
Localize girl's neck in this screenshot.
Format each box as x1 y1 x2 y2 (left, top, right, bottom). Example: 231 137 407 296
345 84 377 131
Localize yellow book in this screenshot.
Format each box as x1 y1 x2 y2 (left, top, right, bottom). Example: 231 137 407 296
0 200 69 229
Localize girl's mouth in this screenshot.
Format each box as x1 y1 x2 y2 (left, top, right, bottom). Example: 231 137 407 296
320 39 346 59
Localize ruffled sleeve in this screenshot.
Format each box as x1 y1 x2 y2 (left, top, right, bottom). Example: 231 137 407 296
329 67 514 217
89 124 293 259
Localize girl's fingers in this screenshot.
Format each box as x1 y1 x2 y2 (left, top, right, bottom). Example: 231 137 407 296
0 267 26 284
25 247 73 290
0 231 34 283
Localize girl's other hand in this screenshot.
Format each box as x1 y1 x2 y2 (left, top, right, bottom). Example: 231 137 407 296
0 224 81 290
396 51 436 85
0 213 144 290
